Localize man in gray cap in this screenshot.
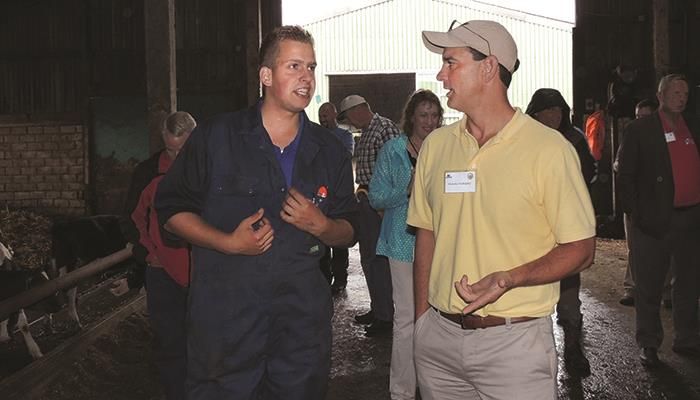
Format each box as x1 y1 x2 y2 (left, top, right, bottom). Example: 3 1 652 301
407 20 596 399
338 94 399 337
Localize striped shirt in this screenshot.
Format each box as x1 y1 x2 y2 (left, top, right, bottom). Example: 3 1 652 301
355 113 400 185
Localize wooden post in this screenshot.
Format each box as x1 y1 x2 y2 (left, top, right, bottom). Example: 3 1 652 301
244 0 282 107
246 0 262 106
652 0 670 80
144 0 177 154
261 0 282 36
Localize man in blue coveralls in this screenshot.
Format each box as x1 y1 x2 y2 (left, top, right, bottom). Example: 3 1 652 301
154 25 358 400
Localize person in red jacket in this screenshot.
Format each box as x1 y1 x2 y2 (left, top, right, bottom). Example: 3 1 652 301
113 111 196 400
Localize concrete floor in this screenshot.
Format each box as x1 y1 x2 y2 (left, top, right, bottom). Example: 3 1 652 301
22 239 700 400
326 240 700 400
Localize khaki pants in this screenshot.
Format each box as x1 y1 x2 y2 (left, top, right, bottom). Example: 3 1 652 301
389 259 416 399
414 308 557 400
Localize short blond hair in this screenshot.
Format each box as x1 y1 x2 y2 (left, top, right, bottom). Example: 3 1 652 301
259 26 314 69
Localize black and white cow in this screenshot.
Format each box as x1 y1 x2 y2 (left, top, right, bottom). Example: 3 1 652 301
0 241 11 264
0 243 62 359
50 215 127 328
1 216 127 359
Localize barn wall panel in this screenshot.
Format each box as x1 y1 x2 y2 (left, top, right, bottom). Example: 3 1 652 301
0 122 87 216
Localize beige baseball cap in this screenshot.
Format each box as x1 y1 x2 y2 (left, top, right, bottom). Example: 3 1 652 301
422 20 519 74
337 95 367 119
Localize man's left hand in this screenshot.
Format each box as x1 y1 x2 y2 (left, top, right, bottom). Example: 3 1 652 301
454 271 513 315
280 187 328 237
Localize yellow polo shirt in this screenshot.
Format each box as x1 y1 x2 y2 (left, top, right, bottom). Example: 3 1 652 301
407 109 595 317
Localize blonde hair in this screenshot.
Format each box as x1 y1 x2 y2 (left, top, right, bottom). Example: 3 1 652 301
259 26 314 69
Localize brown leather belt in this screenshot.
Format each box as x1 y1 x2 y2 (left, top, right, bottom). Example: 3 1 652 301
435 308 536 330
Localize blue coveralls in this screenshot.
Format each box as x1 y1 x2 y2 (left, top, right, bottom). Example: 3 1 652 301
155 104 358 400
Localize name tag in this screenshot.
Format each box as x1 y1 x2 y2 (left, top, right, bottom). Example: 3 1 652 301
665 132 676 142
445 171 476 193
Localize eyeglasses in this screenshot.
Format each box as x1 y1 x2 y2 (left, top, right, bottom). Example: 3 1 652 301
449 20 491 57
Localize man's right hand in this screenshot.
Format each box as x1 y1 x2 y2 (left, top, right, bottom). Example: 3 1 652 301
223 208 274 255
415 302 430 320
454 272 513 315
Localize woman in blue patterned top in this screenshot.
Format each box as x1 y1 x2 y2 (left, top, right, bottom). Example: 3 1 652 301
369 89 443 400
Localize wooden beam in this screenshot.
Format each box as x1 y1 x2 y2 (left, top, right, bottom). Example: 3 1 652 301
144 0 176 154
261 0 282 36
0 294 145 400
652 0 670 80
244 0 283 107
0 246 132 322
246 0 262 106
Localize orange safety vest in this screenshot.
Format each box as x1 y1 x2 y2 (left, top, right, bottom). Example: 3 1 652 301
585 110 606 161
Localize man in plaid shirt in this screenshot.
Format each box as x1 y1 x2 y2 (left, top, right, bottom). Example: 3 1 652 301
338 94 400 337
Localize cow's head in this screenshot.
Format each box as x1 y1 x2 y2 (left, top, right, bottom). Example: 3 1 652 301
0 241 13 268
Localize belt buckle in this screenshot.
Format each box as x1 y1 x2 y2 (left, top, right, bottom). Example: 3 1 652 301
460 314 478 329
460 314 469 329
461 314 489 329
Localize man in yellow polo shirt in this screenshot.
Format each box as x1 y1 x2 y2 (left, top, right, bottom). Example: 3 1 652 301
408 20 596 399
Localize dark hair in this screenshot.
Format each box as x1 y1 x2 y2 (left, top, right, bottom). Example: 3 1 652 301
400 89 444 136
468 48 516 88
525 88 572 132
635 98 658 111
259 25 314 69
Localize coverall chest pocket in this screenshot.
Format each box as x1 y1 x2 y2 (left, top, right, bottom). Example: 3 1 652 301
207 174 265 230
297 180 330 214
294 180 330 258
212 174 261 196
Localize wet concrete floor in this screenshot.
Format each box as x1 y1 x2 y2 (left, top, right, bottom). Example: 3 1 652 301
14 239 700 399
327 240 700 400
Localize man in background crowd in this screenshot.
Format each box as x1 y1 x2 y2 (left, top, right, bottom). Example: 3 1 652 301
318 101 354 292
338 94 400 337
526 88 596 377
617 74 700 368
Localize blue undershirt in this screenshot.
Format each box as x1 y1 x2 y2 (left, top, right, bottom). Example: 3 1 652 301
273 113 304 188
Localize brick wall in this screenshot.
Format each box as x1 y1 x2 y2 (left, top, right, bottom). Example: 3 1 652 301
0 122 87 216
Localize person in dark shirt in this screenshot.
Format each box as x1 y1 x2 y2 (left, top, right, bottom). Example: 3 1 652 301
134 112 195 400
115 112 196 297
617 74 700 367
317 101 353 292
154 26 357 400
615 99 673 309
527 88 596 376
319 101 354 155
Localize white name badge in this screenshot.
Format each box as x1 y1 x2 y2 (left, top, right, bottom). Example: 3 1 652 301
445 171 476 193
665 132 676 142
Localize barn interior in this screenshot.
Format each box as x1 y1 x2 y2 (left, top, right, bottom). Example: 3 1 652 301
0 0 698 231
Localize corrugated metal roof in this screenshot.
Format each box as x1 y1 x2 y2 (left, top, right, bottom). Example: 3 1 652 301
303 0 573 125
